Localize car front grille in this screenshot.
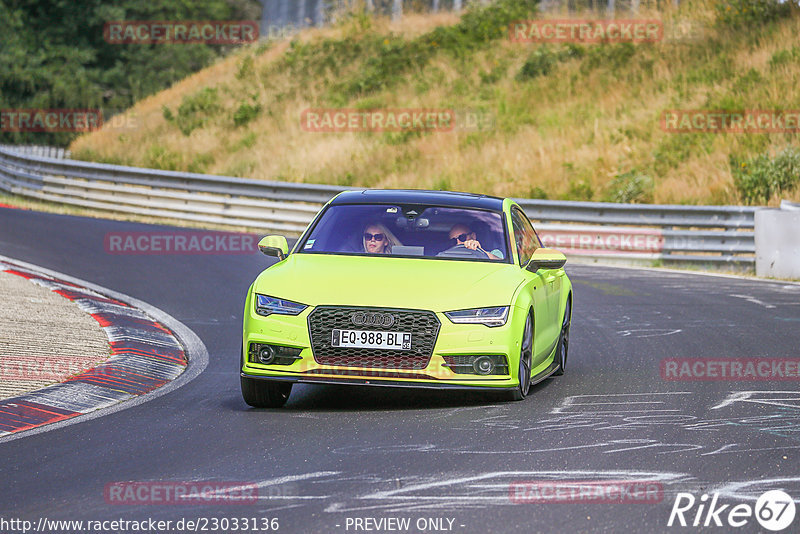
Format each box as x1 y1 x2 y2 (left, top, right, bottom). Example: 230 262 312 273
308 307 440 369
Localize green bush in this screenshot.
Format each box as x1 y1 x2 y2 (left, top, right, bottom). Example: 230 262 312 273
517 46 557 80
769 46 800 68
653 133 714 175
337 172 356 186
731 68 763 93
424 0 540 55
233 132 258 151
516 43 584 81
236 56 255 80
565 180 594 201
344 38 431 96
225 159 256 178
187 153 215 174
562 43 586 59
582 42 637 72
167 88 220 135
383 130 422 145
233 101 261 127
605 170 654 203
528 186 549 199
731 146 800 204
433 176 452 191
715 0 793 28
480 62 507 85
336 0 540 97
145 146 182 171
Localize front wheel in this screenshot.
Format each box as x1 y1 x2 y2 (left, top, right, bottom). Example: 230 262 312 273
241 376 292 408
507 314 533 401
553 298 571 376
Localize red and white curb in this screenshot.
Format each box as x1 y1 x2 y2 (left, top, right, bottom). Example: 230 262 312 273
0 255 208 439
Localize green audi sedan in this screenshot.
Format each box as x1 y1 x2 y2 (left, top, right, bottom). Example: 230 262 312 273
241 190 572 407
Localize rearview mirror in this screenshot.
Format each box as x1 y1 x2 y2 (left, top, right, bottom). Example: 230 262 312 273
258 236 289 261
525 248 567 272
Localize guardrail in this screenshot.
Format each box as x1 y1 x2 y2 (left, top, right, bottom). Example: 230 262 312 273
0 146 757 268
0 145 71 159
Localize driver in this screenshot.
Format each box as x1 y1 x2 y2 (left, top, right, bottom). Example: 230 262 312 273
448 224 501 260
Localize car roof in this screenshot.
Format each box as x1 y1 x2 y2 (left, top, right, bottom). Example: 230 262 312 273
330 189 506 211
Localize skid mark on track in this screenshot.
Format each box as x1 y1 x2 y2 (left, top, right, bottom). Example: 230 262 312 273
712 391 800 410
730 294 777 309
322 470 693 513
445 391 800 456
552 392 691 414
616 328 682 338
713 477 800 503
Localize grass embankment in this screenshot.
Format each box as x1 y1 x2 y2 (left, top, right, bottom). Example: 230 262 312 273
70 0 800 205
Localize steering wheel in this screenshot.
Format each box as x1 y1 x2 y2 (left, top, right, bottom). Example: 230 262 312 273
436 244 488 259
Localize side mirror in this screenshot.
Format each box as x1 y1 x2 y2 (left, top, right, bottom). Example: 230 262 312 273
258 235 289 261
525 248 567 272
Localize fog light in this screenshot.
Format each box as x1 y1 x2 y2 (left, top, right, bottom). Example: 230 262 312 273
259 346 275 364
472 356 495 375
249 343 303 365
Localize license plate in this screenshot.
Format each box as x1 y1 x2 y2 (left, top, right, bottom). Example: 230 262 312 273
331 329 412 350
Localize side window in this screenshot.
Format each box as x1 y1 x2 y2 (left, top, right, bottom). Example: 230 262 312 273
511 207 540 266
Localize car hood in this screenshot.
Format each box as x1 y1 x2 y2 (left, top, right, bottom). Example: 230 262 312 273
253 253 524 312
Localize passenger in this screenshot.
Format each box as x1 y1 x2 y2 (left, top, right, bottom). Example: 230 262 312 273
448 224 501 260
363 222 402 254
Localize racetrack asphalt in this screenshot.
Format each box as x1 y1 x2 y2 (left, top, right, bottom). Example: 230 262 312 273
1 206 800 533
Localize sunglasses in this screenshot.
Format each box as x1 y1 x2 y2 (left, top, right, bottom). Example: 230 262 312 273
450 233 472 244
364 232 385 242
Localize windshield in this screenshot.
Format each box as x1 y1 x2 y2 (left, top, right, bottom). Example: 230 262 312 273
297 204 510 262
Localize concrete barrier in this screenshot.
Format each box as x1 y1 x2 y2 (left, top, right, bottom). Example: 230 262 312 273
755 207 800 279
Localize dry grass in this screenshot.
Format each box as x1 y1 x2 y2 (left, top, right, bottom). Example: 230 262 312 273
71 1 800 205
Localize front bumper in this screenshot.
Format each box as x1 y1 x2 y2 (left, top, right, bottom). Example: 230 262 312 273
241 302 521 390
240 372 518 391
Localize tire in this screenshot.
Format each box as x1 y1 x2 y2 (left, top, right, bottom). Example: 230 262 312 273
507 313 533 401
241 376 292 408
553 298 571 376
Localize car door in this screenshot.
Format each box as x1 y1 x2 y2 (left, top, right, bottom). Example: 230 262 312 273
510 207 560 366
532 222 564 342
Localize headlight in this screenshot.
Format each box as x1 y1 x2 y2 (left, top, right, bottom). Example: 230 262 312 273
255 294 308 317
444 306 509 327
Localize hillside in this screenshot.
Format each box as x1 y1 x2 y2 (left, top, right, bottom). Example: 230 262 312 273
70 0 800 205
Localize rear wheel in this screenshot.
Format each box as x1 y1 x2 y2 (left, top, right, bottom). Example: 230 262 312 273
241 376 292 408
553 298 571 376
507 314 533 401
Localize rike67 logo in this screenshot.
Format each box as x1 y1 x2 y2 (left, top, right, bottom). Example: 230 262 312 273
668 490 796 531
